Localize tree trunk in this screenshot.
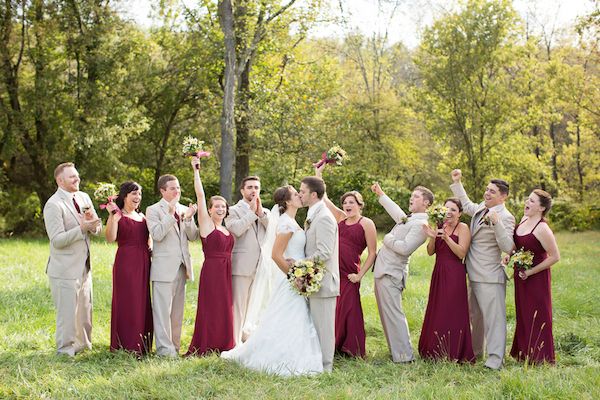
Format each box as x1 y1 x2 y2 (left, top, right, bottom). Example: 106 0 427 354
234 62 251 201
218 0 236 202
549 122 558 186
574 114 584 196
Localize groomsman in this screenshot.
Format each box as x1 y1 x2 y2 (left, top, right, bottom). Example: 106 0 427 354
371 183 431 363
146 174 198 356
43 162 101 356
225 176 269 344
299 176 340 372
450 169 515 370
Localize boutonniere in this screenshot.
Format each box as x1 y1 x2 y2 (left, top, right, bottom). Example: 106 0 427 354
480 215 491 226
400 216 409 225
304 218 312 229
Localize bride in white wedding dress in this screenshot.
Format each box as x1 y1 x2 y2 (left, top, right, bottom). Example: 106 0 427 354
221 185 323 376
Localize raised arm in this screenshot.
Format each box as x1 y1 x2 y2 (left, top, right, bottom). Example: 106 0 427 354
315 163 346 223
192 157 214 237
104 202 121 243
449 169 480 217
490 211 515 253
383 223 427 256
348 218 378 283
224 207 259 237
371 182 406 224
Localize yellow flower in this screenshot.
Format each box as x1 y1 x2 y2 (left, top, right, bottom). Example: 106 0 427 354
306 267 314 275
294 268 304 278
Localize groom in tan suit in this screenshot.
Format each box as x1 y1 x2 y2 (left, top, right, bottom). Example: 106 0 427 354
371 183 431 362
225 176 269 344
43 162 101 356
146 174 198 356
299 176 340 372
450 169 515 369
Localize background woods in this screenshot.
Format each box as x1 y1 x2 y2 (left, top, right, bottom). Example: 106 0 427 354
0 0 598 235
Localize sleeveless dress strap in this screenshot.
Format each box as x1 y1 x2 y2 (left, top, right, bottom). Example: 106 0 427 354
450 223 459 236
530 218 544 234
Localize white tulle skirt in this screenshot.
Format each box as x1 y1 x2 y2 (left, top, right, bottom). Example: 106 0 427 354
221 275 323 377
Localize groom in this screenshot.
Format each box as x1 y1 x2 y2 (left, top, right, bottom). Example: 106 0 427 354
450 169 515 369
299 176 340 372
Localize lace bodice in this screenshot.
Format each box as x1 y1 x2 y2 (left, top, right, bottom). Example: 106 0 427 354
278 213 305 261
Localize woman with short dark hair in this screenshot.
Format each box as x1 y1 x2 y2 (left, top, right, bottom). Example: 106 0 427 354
105 181 153 356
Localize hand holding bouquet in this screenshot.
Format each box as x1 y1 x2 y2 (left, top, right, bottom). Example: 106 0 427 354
313 145 348 168
94 183 118 214
506 248 534 279
182 136 210 169
288 258 326 297
427 205 448 228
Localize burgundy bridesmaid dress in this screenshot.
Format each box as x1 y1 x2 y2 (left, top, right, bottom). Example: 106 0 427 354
335 218 367 358
110 216 153 355
510 219 555 364
418 225 474 362
187 228 235 356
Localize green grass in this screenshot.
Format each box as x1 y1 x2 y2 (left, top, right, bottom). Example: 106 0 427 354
0 232 599 399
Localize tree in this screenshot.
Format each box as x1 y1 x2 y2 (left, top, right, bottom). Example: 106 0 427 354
414 0 529 192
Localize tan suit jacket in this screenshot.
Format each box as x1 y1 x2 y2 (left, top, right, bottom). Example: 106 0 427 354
304 201 340 298
225 200 269 277
373 195 428 283
44 189 100 279
43 188 100 355
450 182 515 283
146 199 198 282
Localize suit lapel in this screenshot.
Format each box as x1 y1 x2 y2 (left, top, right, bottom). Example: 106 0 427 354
471 205 488 236
59 190 80 221
161 201 180 235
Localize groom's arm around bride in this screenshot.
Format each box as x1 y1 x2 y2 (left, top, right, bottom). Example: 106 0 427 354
299 176 340 372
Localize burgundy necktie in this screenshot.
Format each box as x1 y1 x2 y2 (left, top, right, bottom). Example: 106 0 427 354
478 208 489 225
174 212 180 227
73 196 81 214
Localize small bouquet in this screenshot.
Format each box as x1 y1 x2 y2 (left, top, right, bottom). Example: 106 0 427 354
182 136 211 169
287 258 326 297
506 248 534 277
313 145 348 168
93 182 118 213
428 205 448 228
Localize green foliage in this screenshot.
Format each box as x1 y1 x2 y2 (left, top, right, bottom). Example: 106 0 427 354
0 0 598 234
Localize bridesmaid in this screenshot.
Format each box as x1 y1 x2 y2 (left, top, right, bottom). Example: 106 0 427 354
315 165 377 358
419 198 474 363
509 189 560 364
105 181 153 356
187 157 235 356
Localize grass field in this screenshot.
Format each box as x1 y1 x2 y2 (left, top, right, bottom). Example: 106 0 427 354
0 231 599 399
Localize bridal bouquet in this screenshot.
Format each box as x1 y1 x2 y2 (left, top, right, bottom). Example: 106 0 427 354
288 258 326 297
182 136 211 169
93 182 118 213
427 205 448 228
506 248 534 277
313 145 348 168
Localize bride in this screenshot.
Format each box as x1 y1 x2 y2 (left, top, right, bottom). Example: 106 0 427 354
221 185 323 376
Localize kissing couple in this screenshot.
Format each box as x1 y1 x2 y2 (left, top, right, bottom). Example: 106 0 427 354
221 177 340 376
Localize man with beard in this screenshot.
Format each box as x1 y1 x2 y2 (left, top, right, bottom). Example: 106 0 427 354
225 176 269 344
